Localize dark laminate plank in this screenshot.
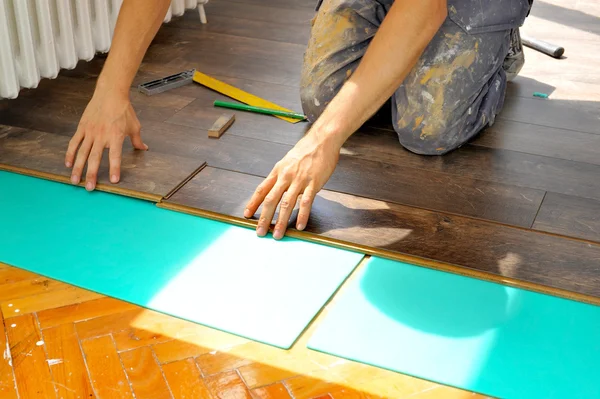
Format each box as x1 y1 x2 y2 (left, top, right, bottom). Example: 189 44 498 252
328 155 545 227
0 126 205 201
151 26 306 66
168 12 311 46
146 121 545 227
165 94 307 146
498 92 600 135
138 45 302 88
164 167 600 300
472 119 600 166
222 0 317 10
533 193 600 243
0 74 194 136
204 0 316 26
342 127 600 202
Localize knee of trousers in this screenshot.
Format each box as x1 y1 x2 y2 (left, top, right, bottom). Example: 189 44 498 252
392 118 469 156
299 75 340 123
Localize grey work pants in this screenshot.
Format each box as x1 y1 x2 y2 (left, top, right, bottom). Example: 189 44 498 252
301 0 531 155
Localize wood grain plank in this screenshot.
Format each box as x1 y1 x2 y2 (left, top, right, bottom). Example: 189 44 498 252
1 286 103 317
533 193 600 242
164 95 307 146
0 266 38 285
150 26 305 68
195 351 253 376
283 376 351 399
237 362 297 389
251 383 293 399
341 126 600 204
113 327 173 352
0 277 68 303
75 309 142 340
138 45 301 88
0 311 18 398
42 323 94 398
162 358 213 399
163 167 600 299
80 335 133 398
498 92 600 135
37 297 138 330
204 0 316 26
152 120 544 227
5 314 56 398
167 10 310 45
0 125 206 202
472 119 600 166
153 340 211 365
0 74 194 135
204 370 252 399
119 346 172 399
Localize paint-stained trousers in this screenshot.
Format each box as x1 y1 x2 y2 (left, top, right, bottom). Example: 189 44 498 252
300 0 532 155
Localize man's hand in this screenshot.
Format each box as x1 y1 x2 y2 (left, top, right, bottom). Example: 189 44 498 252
63 0 171 190
244 132 340 239
65 93 147 191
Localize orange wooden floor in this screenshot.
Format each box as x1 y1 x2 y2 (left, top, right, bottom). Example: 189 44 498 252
0 261 490 399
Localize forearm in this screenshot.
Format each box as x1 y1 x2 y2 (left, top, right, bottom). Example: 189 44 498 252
311 0 447 148
95 0 172 98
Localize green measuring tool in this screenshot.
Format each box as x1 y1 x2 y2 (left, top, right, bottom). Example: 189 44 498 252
214 100 307 120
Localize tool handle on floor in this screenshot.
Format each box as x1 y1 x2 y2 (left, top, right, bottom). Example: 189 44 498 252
521 34 564 58
213 100 306 120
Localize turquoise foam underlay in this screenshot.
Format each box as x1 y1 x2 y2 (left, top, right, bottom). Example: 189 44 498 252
308 256 600 398
0 171 363 348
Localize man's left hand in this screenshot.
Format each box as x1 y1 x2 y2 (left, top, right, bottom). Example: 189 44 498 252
244 133 340 239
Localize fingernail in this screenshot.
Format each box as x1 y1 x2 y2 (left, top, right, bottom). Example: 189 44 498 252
273 229 283 240
71 175 79 184
297 223 305 231
256 226 267 236
65 161 72 168
86 182 94 191
111 174 118 183
244 209 251 218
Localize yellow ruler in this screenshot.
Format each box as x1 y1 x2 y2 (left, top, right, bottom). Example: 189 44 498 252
193 71 302 124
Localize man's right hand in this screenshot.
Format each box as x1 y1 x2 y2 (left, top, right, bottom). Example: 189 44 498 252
65 92 148 191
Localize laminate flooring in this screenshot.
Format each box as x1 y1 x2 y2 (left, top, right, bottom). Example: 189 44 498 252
1 0 599 301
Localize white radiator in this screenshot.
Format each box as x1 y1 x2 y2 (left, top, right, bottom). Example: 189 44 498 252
0 0 208 100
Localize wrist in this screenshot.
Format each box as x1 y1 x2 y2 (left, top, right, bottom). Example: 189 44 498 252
95 73 131 101
309 116 350 151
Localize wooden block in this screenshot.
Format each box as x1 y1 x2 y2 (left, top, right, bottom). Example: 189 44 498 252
195 351 253 376
238 362 297 389
251 383 294 399
80 335 134 398
162 358 212 399
113 327 173 352
5 314 55 398
208 114 235 138
0 311 18 398
37 296 138 330
119 346 172 399
153 339 210 365
1 285 103 317
42 323 94 399
204 370 252 399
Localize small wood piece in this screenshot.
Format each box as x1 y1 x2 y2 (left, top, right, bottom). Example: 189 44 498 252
208 114 235 138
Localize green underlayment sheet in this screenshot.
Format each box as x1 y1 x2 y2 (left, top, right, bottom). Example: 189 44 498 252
308 257 600 398
0 170 363 349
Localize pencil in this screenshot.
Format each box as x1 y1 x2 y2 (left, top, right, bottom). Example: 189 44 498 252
213 100 307 120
